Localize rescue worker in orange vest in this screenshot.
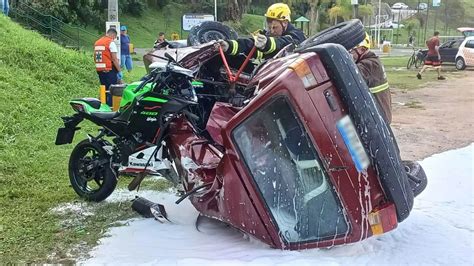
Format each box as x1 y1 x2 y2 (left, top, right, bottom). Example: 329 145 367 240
94 28 121 106
350 33 392 124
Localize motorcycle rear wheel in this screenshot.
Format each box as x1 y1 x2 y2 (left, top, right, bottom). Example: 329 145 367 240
69 139 117 202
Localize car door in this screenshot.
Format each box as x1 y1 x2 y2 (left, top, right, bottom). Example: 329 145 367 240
440 40 460 63
463 40 474 66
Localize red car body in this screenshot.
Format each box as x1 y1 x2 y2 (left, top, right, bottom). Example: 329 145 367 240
150 43 407 249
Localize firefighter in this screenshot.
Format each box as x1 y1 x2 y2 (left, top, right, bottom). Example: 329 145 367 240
350 33 392 124
94 28 121 106
219 3 305 60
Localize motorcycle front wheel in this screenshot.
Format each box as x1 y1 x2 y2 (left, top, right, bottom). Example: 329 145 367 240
69 139 117 202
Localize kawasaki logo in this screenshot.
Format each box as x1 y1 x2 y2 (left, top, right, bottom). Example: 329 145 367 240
129 162 153 167
140 111 159 116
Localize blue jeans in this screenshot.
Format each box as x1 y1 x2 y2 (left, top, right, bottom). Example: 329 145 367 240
97 70 118 106
121 54 133 71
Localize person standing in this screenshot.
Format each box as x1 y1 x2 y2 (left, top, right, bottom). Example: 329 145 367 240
417 31 445 80
1 0 9 16
350 33 392 124
154 32 166 47
120 25 133 73
94 28 121 106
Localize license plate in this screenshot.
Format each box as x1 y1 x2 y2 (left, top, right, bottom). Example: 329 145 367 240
336 115 370 172
55 127 75 145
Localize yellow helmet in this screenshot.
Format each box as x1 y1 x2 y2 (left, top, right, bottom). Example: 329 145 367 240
357 33 372 49
265 3 291 22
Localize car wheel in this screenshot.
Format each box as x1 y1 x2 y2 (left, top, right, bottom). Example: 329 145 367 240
312 43 414 222
187 21 238 46
403 161 427 197
455 57 466 70
295 19 366 52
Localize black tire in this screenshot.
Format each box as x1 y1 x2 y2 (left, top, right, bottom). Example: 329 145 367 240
414 56 423 68
403 161 427 197
311 43 414 222
455 57 466 70
406 56 414 69
187 21 238 46
295 19 366 52
69 139 117 202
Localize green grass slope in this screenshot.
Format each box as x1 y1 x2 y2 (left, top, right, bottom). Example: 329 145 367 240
0 15 134 263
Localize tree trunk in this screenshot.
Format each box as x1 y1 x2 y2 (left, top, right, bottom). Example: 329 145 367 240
225 0 242 21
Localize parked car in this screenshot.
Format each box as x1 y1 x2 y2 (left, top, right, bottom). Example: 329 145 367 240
392 2 409 9
419 39 464 64
388 22 405 29
455 36 474 70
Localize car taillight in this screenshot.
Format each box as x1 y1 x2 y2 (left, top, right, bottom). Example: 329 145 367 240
368 202 398 235
289 58 318 89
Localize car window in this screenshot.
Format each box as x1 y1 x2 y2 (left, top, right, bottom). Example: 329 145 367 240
232 96 348 243
465 40 474 49
451 40 462 49
441 41 453 48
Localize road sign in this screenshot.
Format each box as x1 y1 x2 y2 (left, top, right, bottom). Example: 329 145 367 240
182 14 215 31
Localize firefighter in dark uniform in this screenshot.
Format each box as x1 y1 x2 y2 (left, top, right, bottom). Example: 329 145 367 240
350 33 392 124
219 3 305 60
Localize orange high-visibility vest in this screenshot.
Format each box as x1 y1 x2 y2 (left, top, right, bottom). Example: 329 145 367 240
94 36 114 72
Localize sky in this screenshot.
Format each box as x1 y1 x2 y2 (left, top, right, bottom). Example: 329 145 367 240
84 144 474 265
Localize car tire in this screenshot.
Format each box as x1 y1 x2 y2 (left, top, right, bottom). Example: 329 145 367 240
403 161 427 197
455 57 466 70
295 19 366 52
187 21 238 46
309 43 414 222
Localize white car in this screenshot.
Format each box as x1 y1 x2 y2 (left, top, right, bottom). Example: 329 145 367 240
455 36 474 70
388 22 405 29
392 2 409 9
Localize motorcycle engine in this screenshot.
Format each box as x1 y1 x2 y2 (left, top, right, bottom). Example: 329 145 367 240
115 134 143 165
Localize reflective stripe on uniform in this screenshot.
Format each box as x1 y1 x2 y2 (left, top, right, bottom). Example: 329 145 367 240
264 37 276 54
369 82 389 93
256 50 264 60
230 40 239 55
95 46 106 51
95 63 107 68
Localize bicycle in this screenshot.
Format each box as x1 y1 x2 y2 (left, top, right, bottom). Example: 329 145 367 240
406 46 425 69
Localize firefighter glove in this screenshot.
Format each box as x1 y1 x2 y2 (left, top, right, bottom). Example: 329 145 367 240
254 34 267 50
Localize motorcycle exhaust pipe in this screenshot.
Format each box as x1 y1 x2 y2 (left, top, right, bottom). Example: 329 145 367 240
131 196 169 223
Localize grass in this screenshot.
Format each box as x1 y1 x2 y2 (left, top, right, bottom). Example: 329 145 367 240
380 56 465 90
0 15 160 263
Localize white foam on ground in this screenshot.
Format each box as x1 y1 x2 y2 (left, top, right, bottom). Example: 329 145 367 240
85 144 474 265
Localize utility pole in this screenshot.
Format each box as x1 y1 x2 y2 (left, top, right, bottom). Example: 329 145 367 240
106 0 120 63
108 0 118 22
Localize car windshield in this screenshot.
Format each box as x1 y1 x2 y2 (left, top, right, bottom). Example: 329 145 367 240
232 96 349 243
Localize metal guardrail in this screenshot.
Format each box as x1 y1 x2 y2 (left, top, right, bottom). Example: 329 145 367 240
10 2 99 50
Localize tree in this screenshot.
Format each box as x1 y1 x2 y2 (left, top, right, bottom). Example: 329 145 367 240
223 0 252 21
358 4 373 26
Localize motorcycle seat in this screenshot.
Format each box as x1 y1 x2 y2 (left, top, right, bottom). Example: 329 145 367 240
75 98 102 109
90 111 120 120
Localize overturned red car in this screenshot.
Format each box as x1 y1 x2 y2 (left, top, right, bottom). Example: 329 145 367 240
57 20 426 250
